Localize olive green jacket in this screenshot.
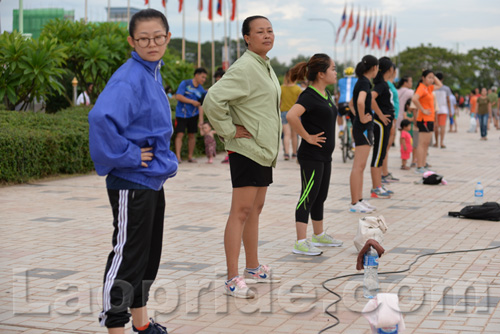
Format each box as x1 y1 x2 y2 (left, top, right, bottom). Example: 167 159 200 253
203 50 282 167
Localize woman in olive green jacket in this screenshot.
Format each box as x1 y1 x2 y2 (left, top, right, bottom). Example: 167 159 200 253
203 15 282 299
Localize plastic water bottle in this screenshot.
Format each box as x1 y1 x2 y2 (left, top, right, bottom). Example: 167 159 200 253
377 324 398 333
474 182 484 204
363 247 379 299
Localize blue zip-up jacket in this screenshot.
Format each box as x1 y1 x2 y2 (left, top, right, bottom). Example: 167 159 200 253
88 51 178 191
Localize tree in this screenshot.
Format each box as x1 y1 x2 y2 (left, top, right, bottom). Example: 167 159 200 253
0 31 67 111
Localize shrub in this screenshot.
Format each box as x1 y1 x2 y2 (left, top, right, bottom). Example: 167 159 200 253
0 107 93 184
0 107 225 184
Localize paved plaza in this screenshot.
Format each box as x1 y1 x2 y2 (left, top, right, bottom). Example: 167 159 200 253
1 115 500 334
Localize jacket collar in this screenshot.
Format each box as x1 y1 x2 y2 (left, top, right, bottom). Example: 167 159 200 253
131 51 164 80
245 50 271 68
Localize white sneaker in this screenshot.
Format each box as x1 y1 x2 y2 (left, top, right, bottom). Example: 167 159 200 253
360 199 376 211
349 201 374 213
223 276 255 299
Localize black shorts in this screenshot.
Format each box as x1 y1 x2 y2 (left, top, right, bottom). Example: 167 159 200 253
229 152 273 188
175 116 198 134
353 125 374 147
371 119 392 168
417 121 434 132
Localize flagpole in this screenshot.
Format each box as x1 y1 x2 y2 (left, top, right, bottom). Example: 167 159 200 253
223 0 228 69
182 1 185 61
107 0 110 22
211 19 215 84
236 0 240 59
127 0 130 24
198 4 201 67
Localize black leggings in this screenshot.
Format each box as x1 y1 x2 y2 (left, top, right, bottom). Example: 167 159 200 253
295 159 331 224
371 118 392 168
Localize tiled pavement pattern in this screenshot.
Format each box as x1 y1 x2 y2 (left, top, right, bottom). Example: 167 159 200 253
1 115 500 334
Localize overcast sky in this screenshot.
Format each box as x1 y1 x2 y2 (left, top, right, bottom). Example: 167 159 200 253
2 0 500 65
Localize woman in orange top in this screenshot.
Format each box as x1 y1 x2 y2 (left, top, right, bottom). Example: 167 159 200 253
411 70 442 173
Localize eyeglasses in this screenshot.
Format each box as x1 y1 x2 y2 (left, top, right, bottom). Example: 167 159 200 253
134 35 168 48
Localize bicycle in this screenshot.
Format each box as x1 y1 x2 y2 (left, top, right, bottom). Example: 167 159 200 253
338 104 355 163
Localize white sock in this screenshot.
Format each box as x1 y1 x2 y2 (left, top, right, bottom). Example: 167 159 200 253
297 238 307 243
315 232 325 237
339 125 344 131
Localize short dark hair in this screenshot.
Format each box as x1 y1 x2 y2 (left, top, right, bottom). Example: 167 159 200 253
435 72 444 80
129 9 169 37
214 67 225 79
242 15 269 47
194 67 208 76
400 119 411 129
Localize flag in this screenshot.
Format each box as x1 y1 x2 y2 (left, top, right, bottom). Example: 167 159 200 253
208 0 213 20
198 0 203 11
361 9 367 45
342 7 354 43
392 20 397 51
162 0 166 8
376 19 382 49
178 0 183 12
351 7 360 41
365 14 371 47
217 0 222 16
386 20 391 52
144 0 149 5
230 0 236 21
371 13 376 49
335 5 347 43
382 17 387 50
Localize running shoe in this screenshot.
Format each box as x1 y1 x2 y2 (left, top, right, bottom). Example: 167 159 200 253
349 202 374 213
244 264 281 283
312 231 343 247
223 276 255 299
381 185 394 195
360 199 377 211
293 239 323 256
132 318 168 334
371 187 391 199
415 167 427 174
384 172 400 182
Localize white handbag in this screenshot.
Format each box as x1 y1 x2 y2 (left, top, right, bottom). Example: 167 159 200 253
353 215 388 252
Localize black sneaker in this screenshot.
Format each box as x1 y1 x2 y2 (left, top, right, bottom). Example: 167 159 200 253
132 319 168 334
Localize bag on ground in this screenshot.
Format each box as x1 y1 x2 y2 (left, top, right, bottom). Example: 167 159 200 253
354 215 388 252
448 202 500 221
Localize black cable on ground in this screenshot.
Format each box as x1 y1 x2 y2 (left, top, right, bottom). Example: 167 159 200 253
319 244 500 334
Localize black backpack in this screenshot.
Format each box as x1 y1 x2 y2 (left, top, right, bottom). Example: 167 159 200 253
448 202 500 221
423 173 443 185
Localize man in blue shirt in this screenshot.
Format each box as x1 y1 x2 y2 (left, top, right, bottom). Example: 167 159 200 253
174 67 207 162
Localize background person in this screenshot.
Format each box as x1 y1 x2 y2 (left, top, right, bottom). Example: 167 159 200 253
203 15 282 299
381 63 400 184
88 9 176 334
174 67 207 163
337 66 358 137
76 82 93 106
433 72 453 148
348 55 379 213
280 69 302 160
286 53 343 256
411 69 442 174
476 87 492 140
369 57 395 199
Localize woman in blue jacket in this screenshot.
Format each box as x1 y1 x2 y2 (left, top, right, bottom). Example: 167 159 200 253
88 9 176 334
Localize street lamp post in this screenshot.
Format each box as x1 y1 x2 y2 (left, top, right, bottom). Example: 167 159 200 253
308 18 337 61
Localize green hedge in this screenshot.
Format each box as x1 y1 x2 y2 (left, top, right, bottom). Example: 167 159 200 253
0 107 225 184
